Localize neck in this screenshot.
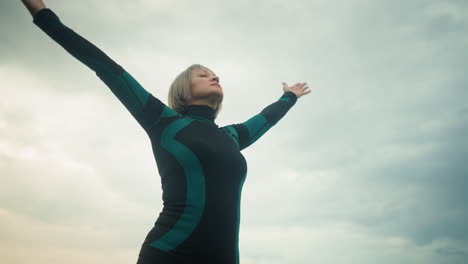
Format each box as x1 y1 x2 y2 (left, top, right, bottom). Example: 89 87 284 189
182 104 216 123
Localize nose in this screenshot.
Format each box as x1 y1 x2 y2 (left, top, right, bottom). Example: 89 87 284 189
211 76 219 83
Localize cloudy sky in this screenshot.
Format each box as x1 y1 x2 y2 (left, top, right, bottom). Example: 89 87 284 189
1 0 467 263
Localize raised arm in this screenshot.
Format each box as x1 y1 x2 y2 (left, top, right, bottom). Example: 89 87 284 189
221 91 298 151
22 1 178 132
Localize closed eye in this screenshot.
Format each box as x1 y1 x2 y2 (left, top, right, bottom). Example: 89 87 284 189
200 74 219 80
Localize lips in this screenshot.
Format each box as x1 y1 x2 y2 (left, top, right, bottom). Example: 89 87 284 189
211 83 221 87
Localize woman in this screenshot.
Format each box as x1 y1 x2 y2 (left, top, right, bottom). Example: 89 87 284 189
21 1 311 263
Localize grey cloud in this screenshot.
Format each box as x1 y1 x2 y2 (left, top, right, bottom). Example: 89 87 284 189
2 0 468 263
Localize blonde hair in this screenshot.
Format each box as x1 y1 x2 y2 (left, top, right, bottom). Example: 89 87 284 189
168 64 223 119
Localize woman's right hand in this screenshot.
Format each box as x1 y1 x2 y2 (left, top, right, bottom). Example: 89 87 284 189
21 0 47 17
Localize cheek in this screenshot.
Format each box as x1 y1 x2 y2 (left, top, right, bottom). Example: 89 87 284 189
190 81 203 95
192 80 209 91
190 80 198 91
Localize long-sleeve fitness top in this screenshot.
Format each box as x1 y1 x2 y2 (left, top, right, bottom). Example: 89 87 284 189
33 8 297 264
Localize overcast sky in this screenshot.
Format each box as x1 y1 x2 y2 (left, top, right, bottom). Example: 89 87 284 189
1 0 467 263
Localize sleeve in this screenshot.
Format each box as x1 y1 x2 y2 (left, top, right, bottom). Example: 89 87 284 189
32 8 178 132
221 91 298 151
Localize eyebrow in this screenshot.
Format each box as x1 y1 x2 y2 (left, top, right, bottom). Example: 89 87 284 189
198 70 217 77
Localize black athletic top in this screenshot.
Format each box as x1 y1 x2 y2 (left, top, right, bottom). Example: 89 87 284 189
33 8 298 264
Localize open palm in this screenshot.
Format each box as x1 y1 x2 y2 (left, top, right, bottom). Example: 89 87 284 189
282 82 311 99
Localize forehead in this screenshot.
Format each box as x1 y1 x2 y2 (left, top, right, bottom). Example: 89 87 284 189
194 69 216 75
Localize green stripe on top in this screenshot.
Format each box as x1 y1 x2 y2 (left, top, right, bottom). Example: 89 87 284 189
121 71 150 108
244 114 271 145
150 118 206 252
160 105 179 119
79 56 149 115
147 106 180 131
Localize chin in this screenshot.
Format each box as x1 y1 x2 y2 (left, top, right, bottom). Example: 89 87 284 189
207 92 223 106
210 88 223 97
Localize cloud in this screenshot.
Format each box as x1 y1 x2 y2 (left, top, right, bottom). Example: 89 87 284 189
239 223 468 264
1 0 467 263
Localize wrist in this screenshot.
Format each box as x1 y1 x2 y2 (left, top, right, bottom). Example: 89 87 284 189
280 91 298 103
31 7 46 17
22 0 46 17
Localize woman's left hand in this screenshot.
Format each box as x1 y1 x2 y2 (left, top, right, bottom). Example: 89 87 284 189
282 82 311 99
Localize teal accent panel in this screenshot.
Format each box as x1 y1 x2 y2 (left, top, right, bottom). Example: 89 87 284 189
160 105 179 119
150 118 206 252
121 71 150 107
147 106 180 131
279 96 291 102
80 56 149 115
244 114 271 145
235 171 247 264
226 126 239 139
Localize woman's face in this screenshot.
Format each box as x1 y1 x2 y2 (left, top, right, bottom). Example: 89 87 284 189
189 68 223 106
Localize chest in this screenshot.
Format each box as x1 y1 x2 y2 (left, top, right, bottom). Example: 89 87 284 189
174 121 241 163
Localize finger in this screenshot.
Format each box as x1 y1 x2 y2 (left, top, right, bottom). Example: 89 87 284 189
297 83 306 88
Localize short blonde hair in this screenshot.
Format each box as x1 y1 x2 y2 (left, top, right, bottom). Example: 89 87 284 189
168 64 223 119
